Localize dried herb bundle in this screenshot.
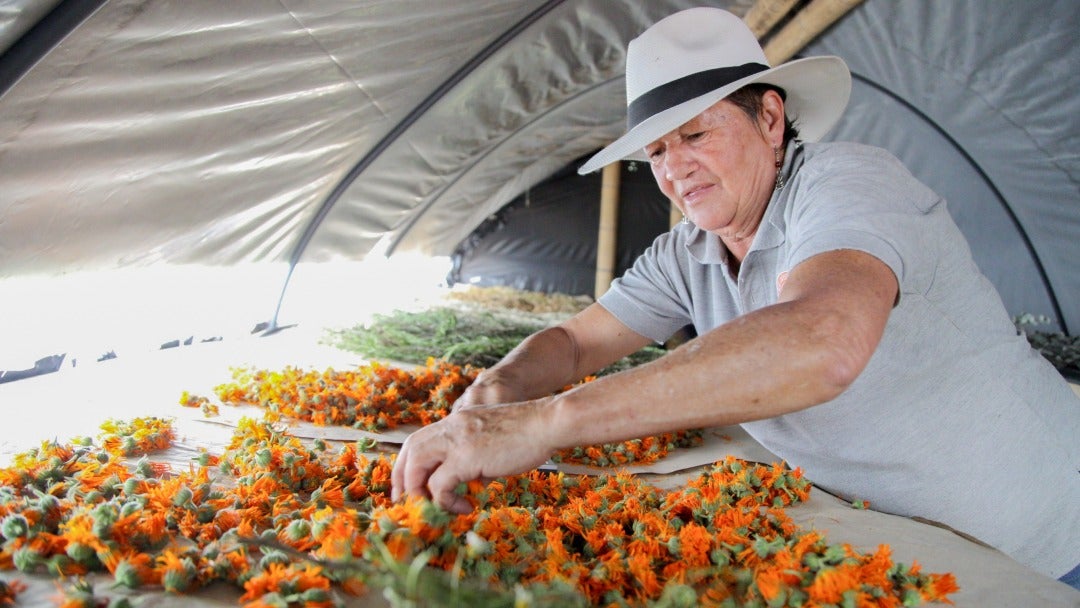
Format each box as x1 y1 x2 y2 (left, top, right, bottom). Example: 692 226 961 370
324 306 666 375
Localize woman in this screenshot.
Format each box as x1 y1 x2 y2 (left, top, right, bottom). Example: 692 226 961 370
391 7 1080 585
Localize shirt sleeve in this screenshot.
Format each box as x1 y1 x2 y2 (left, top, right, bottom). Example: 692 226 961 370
783 144 943 296
598 229 693 343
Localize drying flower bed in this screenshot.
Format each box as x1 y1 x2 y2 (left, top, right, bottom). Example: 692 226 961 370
204 359 703 468
211 358 480 432
0 415 958 607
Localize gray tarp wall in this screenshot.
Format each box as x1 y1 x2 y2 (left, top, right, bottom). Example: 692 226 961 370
452 1 1078 334
0 0 1076 349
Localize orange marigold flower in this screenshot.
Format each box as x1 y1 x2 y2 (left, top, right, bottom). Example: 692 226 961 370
678 522 713 568
807 564 863 604
626 553 663 598
0 579 28 605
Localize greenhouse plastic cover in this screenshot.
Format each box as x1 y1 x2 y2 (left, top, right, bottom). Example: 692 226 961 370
0 0 1076 336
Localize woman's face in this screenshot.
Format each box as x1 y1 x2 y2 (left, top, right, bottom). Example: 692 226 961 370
645 97 778 243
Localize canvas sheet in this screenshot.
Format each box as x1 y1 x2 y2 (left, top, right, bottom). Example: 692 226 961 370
0 332 1077 606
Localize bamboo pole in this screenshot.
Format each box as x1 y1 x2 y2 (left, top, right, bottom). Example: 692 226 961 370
743 0 801 38
594 162 621 299
763 0 865 64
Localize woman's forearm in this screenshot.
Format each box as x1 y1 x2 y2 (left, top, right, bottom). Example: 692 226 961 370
455 326 581 408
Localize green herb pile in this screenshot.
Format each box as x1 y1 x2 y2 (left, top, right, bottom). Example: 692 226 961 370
323 287 666 375
1015 313 1080 381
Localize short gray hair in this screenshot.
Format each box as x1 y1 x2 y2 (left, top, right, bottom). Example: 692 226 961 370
726 84 800 146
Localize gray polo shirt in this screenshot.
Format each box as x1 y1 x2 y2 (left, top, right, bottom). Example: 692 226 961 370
600 140 1080 578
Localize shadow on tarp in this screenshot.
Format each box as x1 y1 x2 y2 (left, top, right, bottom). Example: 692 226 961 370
0 353 66 384
0 335 230 385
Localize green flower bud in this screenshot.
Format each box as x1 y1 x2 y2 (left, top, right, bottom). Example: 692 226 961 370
666 536 681 556
258 550 290 571
135 458 153 478
120 499 143 518
657 583 698 608
66 541 96 565
162 565 195 594
12 545 43 571
122 478 140 496
260 528 278 545
1 514 30 540
300 588 331 603
901 588 922 607
284 519 311 542
46 554 75 577
196 505 216 524
256 448 273 468
112 558 143 589
172 486 194 508
823 544 846 564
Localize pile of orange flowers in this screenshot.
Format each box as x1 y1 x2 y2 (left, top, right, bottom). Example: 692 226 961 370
97 417 175 457
204 359 704 468
0 413 958 607
212 358 480 431
551 430 704 468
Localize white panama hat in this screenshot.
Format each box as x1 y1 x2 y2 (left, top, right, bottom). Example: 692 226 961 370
578 7 851 175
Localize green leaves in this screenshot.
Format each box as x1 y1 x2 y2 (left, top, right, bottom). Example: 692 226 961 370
1014 313 1080 380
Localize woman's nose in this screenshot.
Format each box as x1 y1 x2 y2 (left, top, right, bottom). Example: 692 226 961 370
663 145 696 181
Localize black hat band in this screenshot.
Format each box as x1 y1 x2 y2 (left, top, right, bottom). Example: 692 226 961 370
626 62 769 130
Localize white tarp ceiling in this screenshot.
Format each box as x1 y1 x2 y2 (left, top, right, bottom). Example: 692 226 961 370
0 0 1076 336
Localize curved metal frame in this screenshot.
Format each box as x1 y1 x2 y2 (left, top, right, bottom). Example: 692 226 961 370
0 0 107 98
266 0 567 331
851 72 1066 333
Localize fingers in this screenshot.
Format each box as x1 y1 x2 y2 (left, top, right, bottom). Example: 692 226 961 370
390 439 407 502
391 420 473 510
390 431 441 503
427 463 473 514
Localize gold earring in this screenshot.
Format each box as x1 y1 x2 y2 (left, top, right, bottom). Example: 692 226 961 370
774 146 784 191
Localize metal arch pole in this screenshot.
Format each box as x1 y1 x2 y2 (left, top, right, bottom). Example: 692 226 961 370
265 0 567 332
0 0 109 98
